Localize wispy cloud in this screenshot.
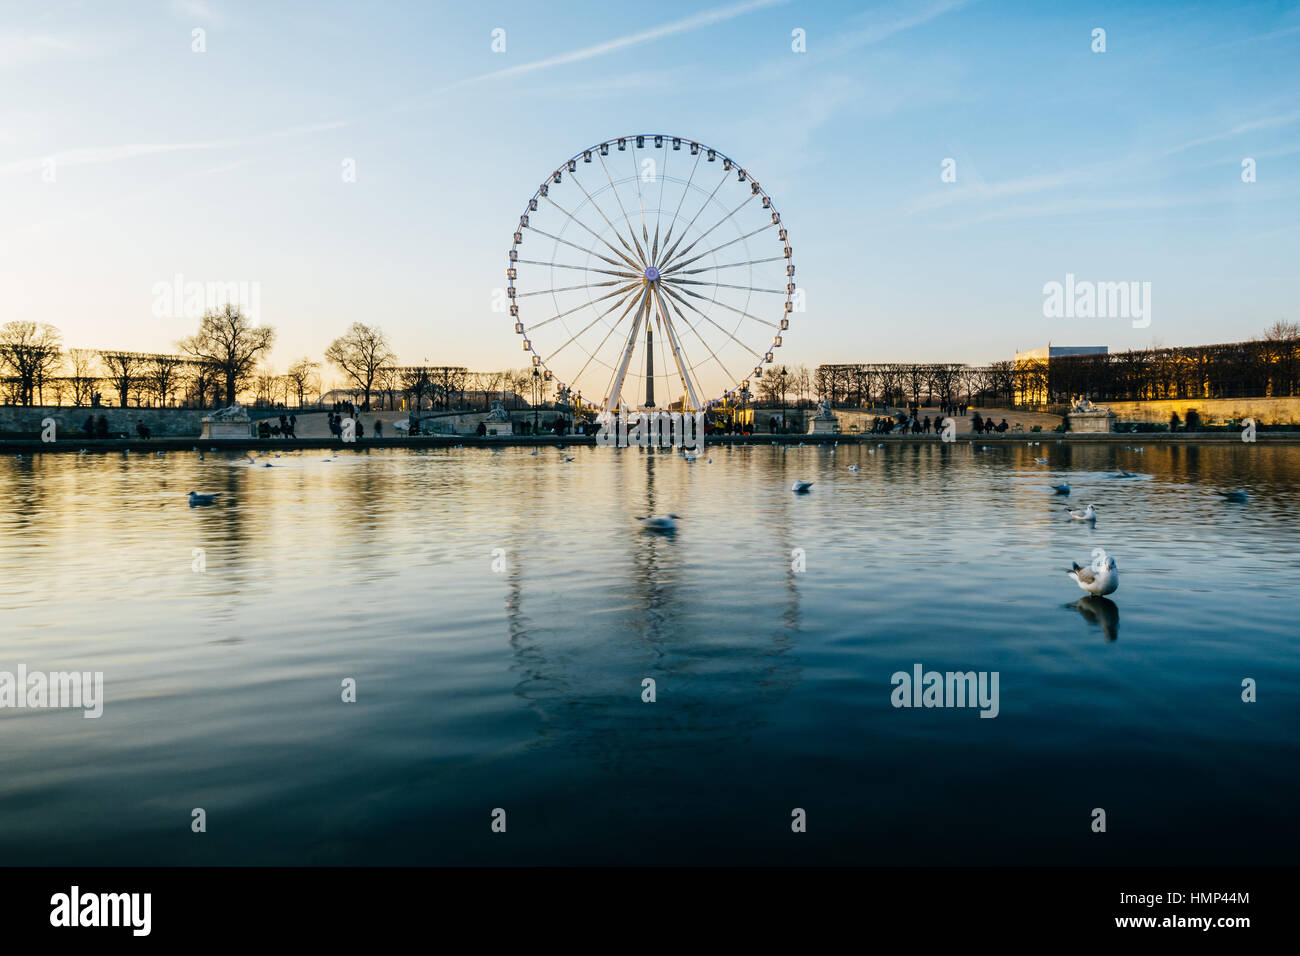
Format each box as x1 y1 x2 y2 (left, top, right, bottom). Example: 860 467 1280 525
395 0 788 111
0 121 348 177
827 0 974 57
1162 109 1300 156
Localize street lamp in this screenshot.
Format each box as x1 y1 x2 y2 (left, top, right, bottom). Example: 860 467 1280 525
532 367 540 435
780 366 788 434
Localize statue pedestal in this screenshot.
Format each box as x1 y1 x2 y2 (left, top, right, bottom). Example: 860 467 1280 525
808 416 840 435
1067 409 1114 433
200 404 253 439
201 421 253 439
484 420 512 436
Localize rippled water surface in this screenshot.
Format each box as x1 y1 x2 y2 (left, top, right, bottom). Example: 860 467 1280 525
1 441 1297 864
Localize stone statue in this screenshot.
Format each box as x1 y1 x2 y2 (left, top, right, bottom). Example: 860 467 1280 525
814 397 836 420
486 399 510 422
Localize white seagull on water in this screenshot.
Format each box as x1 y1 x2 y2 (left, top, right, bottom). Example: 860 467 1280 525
188 491 220 506
1068 550 1119 596
1067 503 1099 522
791 480 813 493
1051 483 1070 495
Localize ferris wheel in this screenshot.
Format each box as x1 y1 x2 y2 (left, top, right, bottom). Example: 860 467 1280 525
506 135 794 414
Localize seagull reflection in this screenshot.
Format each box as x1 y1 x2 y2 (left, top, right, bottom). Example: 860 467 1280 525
1068 595 1120 641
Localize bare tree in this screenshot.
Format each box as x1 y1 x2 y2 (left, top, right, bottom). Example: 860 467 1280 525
63 348 100 406
324 323 395 411
179 304 275 405
98 351 148 407
284 357 320 408
146 354 186 407
0 321 62 405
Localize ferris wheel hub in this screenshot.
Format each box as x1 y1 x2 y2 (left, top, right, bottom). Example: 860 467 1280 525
643 266 660 281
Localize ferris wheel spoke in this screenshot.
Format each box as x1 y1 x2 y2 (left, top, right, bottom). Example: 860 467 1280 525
651 283 702 409
661 282 778 341
515 258 639 280
527 280 641 333
656 149 700 260
660 223 772 276
542 284 643 363
630 144 650 248
662 277 786 294
657 288 741 390
657 168 728 267
659 194 753 270
593 152 641 261
668 282 779 329
659 283 767 359
517 279 627 298
602 286 652 410
565 171 645 267
672 255 784 275
529 226 631 273
569 289 646 387
543 196 644 274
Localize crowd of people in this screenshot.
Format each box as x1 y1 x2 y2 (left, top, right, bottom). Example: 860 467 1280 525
867 408 1011 435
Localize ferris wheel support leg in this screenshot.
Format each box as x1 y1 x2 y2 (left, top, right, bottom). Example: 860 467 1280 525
603 287 650 413
653 285 702 411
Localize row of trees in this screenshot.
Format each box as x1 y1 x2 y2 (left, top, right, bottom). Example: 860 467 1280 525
813 362 1017 410
1019 323 1300 406
817 323 1300 410
1 310 567 413
0 307 275 408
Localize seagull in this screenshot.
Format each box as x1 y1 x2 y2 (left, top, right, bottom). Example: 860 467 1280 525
636 514 680 532
1111 470 1138 478
1067 504 1099 522
1217 490 1249 503
264 462 274 467
156 451 165 456
868 448 876 454
1033 457 1049 464
188 491 220 506
1069 552 1119 596
791 480 813 493
564 456 575 462
848 464 859 472
1050 483 1071 495
529 450 538 456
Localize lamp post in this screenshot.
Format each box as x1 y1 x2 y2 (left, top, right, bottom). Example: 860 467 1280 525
780 366 788 434
532 367 540 435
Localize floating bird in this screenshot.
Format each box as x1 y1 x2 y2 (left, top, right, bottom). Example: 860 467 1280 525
791 480 813 493
1067 504 1099 522
848 464 859 472
1069 551 1118 596
1033 457 1049 464
529 450 538 456
78 448 88 455
564 456 575 462
263 462 274 468
1051 483 1071 495
156 451 165 456
868 448 876 454
636 514 680 532
188 491 220 506
1111 470 1138 478
1218 490 1248 503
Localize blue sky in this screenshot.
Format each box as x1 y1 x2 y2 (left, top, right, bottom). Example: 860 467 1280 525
2 0 1298 384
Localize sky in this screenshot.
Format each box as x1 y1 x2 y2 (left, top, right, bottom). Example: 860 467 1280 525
2 0 1298 395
